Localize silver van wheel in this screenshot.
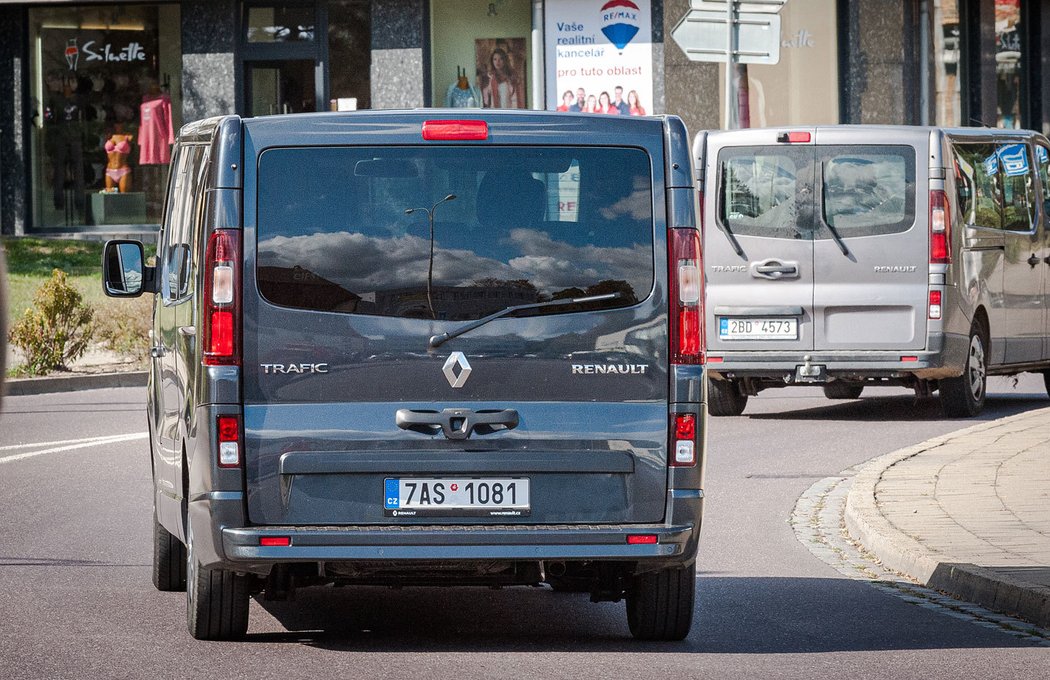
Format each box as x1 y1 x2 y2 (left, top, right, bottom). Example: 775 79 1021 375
186 520 250 640
941 324 987 418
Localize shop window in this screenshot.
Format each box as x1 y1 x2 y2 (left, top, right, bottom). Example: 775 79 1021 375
327 0 371 110
28 5 182 230
429 0 533 109
933 0 961 126
995 0 1023 129
246 4 315 43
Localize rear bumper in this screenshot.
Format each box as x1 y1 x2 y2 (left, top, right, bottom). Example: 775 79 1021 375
189 489 704 576
707 332 969 381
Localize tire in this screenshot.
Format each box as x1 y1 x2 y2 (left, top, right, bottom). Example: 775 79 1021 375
940 322 988 418
186 521 250 640
152 505 186 592
625 563 696 641
1042 370 1050 399
822 383 864 400
708 378 748 416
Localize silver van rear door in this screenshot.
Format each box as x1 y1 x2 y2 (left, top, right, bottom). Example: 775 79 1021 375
704 131 815 354
811 130 927 351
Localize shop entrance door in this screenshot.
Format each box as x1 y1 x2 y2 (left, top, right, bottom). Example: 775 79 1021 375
246 60 317 116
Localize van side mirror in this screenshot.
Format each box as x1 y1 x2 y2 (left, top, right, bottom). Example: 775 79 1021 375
103 240 155 297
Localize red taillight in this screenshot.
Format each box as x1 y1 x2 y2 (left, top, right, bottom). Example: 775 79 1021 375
930 190 951 264
777 131 811 143
901 356 919 362
627 534 658 545
669 228 704 365
928 290 942 319
671 413 697 467
203 230 241 366
260 536 291 547
422 120 488 141
217 415 241 468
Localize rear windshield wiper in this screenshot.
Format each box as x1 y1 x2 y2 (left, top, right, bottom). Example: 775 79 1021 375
717 166 746 258
820 167 851 257
428 293 621 349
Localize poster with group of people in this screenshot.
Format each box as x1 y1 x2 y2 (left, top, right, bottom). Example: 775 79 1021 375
544 0 653 116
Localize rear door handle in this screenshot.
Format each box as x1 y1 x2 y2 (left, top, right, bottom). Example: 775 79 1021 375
396 408 519 440
751 259 800 280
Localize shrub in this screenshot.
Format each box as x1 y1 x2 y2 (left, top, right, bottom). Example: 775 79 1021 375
96 295 152 362
8 269 94 374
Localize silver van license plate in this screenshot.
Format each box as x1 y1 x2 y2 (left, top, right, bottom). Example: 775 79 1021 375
719 318 798 340
384 478 531 517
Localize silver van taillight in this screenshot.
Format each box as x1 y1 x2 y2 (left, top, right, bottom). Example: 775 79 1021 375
203 229 242 366
669 228 704 364
929 190 951 265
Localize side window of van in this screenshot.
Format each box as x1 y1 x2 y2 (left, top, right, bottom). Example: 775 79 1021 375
163 145 208 302
718 148 805 239
820 146 915 237
1036 144 1050 211
952 143 1002 228
998 143 1035 232
161 148 189 302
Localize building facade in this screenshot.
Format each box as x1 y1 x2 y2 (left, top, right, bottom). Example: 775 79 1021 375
0 0 1047 236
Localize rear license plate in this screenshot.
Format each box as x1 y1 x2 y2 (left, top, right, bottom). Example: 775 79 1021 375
719 317 798 340
384 478 530 518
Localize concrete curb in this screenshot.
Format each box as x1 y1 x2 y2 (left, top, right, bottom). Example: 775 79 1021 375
3 371 147 397
844 409 1050 630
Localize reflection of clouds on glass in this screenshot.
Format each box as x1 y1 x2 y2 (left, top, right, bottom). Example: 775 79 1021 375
258 226 651 297
600 175 651 221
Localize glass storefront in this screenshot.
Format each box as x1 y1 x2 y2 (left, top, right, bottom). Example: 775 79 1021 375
932 0 961 126
28 5 182 229
995 0 1023 128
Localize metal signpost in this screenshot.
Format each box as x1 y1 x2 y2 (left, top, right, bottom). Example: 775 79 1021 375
671 0 788 129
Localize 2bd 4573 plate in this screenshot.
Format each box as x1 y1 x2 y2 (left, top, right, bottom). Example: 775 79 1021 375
719 317 798 340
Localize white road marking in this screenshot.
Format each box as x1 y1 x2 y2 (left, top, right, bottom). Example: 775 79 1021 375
0 432 148 465
0 432 144 452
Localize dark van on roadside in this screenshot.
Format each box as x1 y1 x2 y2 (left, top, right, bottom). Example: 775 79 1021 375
698 125 1050 417
103 110 707 641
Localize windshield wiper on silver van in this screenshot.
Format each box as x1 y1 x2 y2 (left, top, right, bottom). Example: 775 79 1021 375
428 293 621 349
717 166 746 258
820 169 851 257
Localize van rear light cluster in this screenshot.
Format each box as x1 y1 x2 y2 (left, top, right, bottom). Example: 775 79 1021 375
671 413 697 467
217 415 241 468
929 190 951 265
929 290 942 319
669 228 704 364
203 229 242 366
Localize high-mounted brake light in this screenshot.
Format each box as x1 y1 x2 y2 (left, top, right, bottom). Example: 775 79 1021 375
929 190 951 265
669 228 704 365
203 229 242 366
422 120 488 141
217 415 241 468
671 413 697 467
777 131 811 143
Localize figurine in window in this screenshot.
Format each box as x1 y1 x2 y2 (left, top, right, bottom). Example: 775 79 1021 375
104 131 134 193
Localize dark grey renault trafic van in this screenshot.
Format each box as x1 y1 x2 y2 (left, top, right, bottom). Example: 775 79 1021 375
103 110 706 641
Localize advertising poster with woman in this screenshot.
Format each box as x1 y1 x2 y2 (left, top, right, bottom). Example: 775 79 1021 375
544 0 653 116
475 37 528 109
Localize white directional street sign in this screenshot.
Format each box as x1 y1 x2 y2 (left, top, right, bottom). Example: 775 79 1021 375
689 0 787 13
671 9 781 64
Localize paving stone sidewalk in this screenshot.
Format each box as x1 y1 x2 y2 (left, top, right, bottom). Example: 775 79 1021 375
845 408 1050 629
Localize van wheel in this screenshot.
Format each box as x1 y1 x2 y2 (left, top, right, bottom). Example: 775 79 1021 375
152 504 186 592
940 324 988 417
186 521 249 640
1042 370 1050 399
708 378 748 416
625 563 695 641
822 383 863 400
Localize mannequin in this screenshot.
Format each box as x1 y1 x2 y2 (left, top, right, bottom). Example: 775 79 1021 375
104 130 134 193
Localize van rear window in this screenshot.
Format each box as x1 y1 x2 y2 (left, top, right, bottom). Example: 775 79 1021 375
255 146 654 320
821 147 915 236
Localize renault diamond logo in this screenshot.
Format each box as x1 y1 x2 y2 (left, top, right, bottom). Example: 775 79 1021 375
442 352 472 388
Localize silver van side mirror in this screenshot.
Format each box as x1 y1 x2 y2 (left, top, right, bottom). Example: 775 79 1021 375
103 240 155 297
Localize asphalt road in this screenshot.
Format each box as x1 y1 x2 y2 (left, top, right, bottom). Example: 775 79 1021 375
1 379 1048 679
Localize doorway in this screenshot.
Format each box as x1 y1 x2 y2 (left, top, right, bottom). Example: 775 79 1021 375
247 60 317 116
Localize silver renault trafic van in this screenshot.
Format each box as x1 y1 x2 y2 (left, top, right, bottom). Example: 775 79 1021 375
698 126 1050 417
103 110 706 641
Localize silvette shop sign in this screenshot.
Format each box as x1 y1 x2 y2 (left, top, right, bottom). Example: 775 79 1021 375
61 36 147 70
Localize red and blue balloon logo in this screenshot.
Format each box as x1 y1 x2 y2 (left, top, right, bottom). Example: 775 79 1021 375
600 0 641 50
